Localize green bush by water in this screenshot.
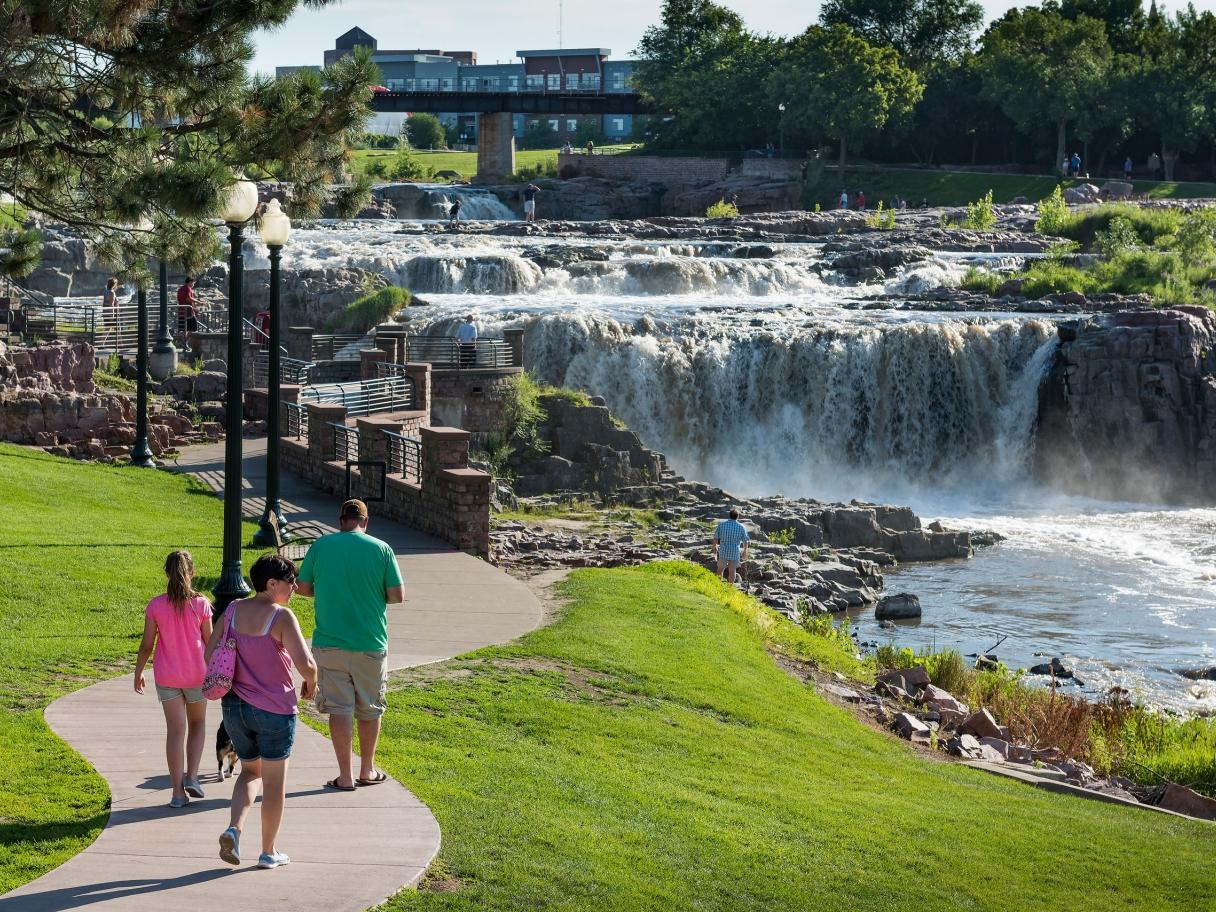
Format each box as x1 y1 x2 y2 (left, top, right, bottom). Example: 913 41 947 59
323 286 410 332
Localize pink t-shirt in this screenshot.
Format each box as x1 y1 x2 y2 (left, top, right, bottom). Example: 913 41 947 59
146 594 212 688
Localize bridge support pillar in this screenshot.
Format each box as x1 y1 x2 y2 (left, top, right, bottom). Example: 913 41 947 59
475 113 515 183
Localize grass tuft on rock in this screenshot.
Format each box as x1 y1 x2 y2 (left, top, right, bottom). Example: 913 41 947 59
323 285 410 333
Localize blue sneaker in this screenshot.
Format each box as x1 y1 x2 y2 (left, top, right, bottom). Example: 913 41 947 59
257 851 290 869
219 827 240 866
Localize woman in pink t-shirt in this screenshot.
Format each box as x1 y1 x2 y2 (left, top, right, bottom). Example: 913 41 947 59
134 551 214 808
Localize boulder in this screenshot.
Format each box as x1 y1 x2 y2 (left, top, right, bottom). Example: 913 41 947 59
1157 783 1216 820
893 712 932 743
920 684 968 715
875 592 922 620
1064 183 1101 204
996 277 1026 297
1101 180 1134 200
1179 666 1216 681
877 665 931 689
1028 657 1073 678
959 708 1003 740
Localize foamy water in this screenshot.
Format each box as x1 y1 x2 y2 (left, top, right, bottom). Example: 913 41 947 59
277 222 1214 712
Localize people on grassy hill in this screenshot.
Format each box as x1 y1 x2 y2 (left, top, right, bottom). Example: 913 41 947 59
209 553 317 870
523 183 540 222
1124 156 1134 180
1061 156 1071 178
134 550 214 808
296 499 404 793
713 508 750 584
1071 152 1082 178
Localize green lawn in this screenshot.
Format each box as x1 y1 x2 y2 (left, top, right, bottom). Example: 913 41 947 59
815 167 1216 208
351 145 640 181
0 443 313 892
357 562 1211 911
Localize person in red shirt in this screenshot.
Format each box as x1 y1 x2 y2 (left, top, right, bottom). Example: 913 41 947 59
177 278 198 332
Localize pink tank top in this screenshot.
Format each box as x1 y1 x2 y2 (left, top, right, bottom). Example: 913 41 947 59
229 605 298 716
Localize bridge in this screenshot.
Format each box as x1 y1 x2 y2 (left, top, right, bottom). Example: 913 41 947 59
369 89 652 182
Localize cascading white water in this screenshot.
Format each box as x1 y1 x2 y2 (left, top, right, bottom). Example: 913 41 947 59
513 313 1057 499
425 186 517 221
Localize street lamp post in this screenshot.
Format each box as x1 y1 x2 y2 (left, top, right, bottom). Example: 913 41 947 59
150 259 178 379
130 282 157 467
253 198 291 547
778 103 786 158
212 176 260 613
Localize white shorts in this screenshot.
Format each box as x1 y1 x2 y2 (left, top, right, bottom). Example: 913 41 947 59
523 199 536 215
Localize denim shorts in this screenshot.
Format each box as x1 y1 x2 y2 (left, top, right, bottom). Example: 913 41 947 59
221 693 296 762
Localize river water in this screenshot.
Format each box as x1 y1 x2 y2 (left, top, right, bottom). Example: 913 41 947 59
275 223 1216 713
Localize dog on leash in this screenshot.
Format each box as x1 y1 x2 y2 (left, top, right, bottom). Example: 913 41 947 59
216 721 238 780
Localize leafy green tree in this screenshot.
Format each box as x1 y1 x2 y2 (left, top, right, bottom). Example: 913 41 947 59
1133 8 1216 180
633 0 773 149
521 122 558 150
977 8 1112 173
819 0 985 69
0 0 376 282
406 114 447 150
770 25 922 176
1059 0 1146 53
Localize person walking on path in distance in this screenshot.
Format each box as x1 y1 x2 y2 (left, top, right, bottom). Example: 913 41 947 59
523 183 540 222
209 554 316 870
1124 156 1133 180
855 190 866 211
454 313 477 367
134 551 214 808
713 508 750 584
1071 151 1082 178
176 277 199 333
297 499 404 792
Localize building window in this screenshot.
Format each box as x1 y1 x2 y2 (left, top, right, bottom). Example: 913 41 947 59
440 77 455 91
610 71 625 90
566 119 577 132
582 73 600 90
509 76 520 91
612 118 624 134
526 74 543 90
547 73 560 90
548 119 559 132
566 73 579 90
462 78 476 91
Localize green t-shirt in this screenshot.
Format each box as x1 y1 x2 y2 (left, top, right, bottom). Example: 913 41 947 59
298 530 403 652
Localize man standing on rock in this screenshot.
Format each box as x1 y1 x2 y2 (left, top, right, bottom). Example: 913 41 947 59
296 499 403 791
523 183 539 222
713 508 750 584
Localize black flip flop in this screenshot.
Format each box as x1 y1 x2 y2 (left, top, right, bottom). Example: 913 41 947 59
356 771 388 786
324 777 357 792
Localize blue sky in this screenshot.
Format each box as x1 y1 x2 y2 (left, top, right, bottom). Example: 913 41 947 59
251 1 1194 74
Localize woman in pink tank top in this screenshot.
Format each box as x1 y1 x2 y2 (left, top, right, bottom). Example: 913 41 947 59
205 554 317 870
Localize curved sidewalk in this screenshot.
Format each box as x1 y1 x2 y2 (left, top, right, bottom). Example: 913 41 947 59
0 439 543 912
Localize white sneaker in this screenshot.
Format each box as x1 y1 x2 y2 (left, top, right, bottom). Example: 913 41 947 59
168 795 189 808
183 777 205 798
258 851 290 869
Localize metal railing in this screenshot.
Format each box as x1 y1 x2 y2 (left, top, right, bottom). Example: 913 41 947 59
406 337 513 369
22 300 140 351
283 401 308 440
311 333 366 361
299 374 417 417
383 430 422 483
252 351 315 387
330 422 358 464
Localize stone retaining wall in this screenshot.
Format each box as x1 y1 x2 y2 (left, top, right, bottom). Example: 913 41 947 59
557 153 731 184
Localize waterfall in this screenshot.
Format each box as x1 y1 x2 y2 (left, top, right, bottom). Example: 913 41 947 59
402 253 543 294
424 186 517 221
512 313 1058 500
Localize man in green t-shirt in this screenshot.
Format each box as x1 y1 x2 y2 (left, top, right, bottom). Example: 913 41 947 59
297 499 403 790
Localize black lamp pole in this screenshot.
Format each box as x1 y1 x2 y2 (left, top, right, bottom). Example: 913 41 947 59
213 222 252 612
253 244 289 546
130 286 156 467
154 260 175 355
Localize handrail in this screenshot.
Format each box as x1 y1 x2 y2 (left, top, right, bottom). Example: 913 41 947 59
253 350 315 386
299 374 417 417
283 401 309 440
382 429 422 483
329 421 359 464
406 336 513 369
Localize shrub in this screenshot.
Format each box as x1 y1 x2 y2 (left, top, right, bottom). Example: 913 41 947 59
962 190 996 230
390 147 431 181
768 527 796 546
1035 185 1069 235
406 113 446 150
1094 215 1142 258
960 266 1001 294
364 158 388 179
501 373 550 460
864 201 896 230
323 286 410 332
706 199 740 219
1176 207 1216 263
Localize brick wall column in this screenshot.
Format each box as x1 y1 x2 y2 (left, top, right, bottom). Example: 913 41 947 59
405 362 432 421
360 348 389 380
287 326 314 362
420 426 470 482
307 403 347 463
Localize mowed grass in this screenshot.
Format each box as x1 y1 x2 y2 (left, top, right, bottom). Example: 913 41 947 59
815 167 1216 208
351 148 561 181
363 562 1212 912
0 443 313 892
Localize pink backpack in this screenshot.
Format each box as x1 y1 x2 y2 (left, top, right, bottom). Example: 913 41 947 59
202 606 237 700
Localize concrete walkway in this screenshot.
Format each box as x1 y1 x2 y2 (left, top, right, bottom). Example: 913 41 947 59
1 439 543 912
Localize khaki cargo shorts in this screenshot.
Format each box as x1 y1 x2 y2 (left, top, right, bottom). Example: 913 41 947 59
314 648 388 721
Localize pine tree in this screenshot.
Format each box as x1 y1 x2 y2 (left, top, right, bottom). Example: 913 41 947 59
0 0 378 281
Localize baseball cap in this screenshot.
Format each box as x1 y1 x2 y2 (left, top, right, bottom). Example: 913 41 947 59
340 499 368 520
